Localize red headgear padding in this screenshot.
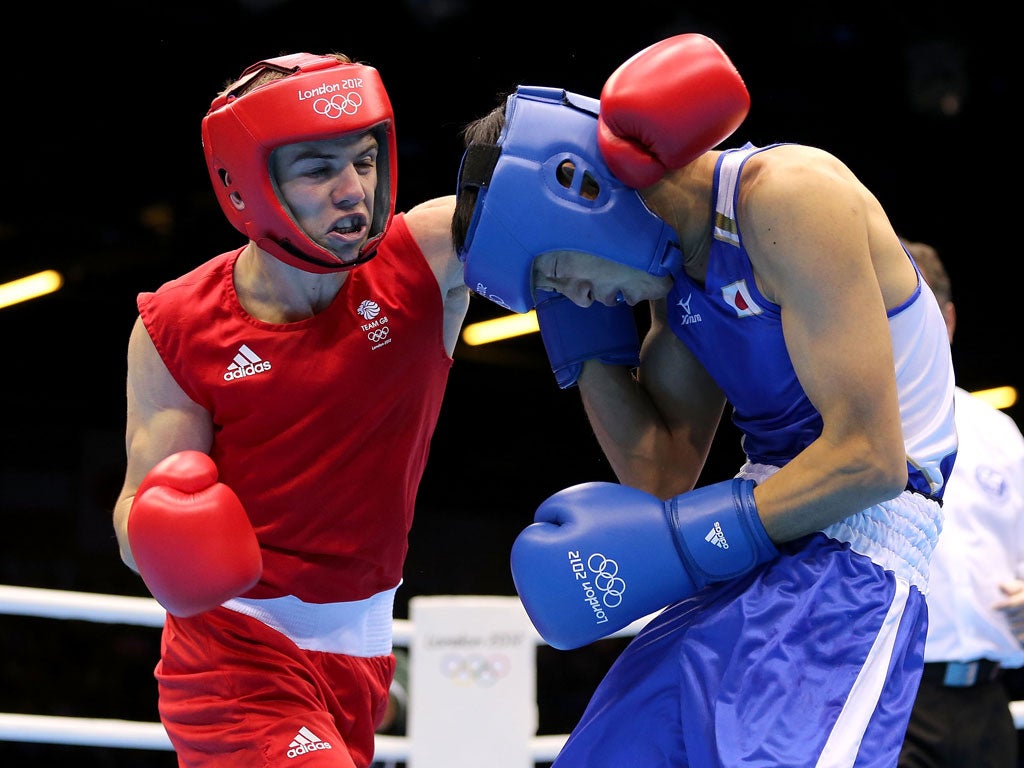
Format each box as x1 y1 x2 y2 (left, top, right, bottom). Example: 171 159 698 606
201 53 397 272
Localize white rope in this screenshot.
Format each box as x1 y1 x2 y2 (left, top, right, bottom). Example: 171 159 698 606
0 713 172 750
0 584 414 643
0 584 166 627
0 712 564 759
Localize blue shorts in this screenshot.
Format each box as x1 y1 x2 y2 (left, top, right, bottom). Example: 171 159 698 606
552 533 927 768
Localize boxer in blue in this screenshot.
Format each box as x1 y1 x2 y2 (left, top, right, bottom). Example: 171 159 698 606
452 34 958 767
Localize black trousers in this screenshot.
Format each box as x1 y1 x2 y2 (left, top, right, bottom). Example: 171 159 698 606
898 673 1017 768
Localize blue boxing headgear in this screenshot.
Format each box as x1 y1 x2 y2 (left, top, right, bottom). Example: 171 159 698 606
455 86 681 313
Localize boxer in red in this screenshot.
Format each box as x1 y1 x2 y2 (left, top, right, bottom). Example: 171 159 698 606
113 53 470 767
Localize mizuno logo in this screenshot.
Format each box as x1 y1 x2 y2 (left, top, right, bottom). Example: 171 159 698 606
705 522 729 549
224 344 272 381
286 726 333 758
676 293 702 326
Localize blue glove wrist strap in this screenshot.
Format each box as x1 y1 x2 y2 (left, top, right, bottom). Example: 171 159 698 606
664 478 778 588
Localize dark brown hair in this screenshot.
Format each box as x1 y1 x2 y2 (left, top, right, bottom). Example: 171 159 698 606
451 100 508 254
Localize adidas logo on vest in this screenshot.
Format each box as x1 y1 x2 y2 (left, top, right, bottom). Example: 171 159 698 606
287 725 333 758
224 344 272 381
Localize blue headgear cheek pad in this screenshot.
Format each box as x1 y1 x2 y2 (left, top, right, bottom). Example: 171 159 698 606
457 86 680 314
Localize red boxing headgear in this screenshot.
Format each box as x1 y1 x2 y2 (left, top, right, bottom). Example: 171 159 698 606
201 53 397 272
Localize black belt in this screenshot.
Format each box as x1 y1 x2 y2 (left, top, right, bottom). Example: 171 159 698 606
922 659 1002 687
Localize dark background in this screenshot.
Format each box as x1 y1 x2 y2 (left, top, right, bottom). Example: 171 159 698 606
0 1 1017 764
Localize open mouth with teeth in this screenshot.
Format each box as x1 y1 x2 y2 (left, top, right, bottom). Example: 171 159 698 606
332 215 366 236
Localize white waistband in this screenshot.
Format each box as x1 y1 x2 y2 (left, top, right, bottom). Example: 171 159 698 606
738 462 941 589
222 586 397 656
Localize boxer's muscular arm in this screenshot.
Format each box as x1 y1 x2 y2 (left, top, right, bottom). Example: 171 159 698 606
115 317 260 617
577 303 726 499
739 148 911 540
113 316 213 573
404 194 470 358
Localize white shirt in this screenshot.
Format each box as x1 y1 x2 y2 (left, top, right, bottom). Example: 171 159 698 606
924 387 1024 666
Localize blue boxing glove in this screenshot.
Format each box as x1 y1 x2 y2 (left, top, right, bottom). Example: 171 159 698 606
535 290 639 389
511 478 778 650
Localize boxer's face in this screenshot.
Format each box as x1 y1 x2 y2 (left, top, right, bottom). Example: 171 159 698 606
532 250 673 307
271 131 379 263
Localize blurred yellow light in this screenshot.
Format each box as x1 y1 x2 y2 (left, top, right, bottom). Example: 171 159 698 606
971 386 1018 411
0 270 64 309
461 311 539 345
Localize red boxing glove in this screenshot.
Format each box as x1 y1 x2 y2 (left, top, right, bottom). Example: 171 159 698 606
598 33 750 188
128 451 262 617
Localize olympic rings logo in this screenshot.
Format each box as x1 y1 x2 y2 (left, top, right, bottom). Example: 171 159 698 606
440 653 511 687
367 327 389 343
588 553 626 608
313 92 363 119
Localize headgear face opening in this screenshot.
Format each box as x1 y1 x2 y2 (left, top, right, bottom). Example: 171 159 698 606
202 53 398 273
455 86 680 313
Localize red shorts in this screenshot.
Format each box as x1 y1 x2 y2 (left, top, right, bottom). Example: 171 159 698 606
155 607 395 767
